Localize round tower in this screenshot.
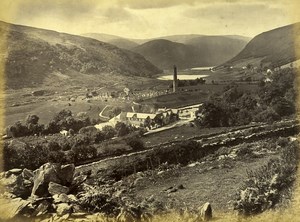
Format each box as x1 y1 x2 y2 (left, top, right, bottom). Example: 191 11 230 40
173 65 177 93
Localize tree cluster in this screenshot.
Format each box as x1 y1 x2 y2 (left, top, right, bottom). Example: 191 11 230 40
4 108 143 170
169 78 206 89
195 68 296 127
6 110 94 138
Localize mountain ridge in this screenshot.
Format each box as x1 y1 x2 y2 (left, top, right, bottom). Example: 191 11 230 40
0 21 162 89
131 37 249 69
222 22 300 68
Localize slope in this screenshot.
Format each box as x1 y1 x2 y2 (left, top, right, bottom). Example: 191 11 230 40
132 36 249 70
223 23 300 68
132 39 199 70
1 21 162 89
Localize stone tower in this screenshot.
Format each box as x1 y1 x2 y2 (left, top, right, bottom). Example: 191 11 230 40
173 65 177 93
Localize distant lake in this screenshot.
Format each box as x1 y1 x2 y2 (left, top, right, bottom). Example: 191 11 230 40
190 67 214 71
157 74 209 80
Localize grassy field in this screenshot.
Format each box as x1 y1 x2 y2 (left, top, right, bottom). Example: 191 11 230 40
139 83 258 108
5 100 104 127
118 137 283 212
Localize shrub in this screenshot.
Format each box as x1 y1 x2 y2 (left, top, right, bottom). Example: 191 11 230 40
102 126 116 140
115 122 131 137
78 188 119 215
126 137 145 151
233 140 299 216
253 108 281 124
72 145 97 162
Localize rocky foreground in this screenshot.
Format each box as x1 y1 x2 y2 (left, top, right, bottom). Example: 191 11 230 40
0 161 213 222
0 121 298 221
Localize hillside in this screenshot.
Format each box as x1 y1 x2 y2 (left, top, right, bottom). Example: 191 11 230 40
132 36 249 70
185 36 249 66
1 21 162 89
108 38 139 50
132 39 200 70
82 33 140 49
223 23 300 68
156 34 250 44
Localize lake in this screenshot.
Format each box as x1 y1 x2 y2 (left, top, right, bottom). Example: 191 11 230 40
190 67 214 71
157 74 209 80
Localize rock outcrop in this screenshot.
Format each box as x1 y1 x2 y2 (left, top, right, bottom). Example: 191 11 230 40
199 202 212 221
0 162 78 221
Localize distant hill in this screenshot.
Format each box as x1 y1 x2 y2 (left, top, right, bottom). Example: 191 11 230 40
155 34 250 44
106 39 139 50
185 36 249 66
132 39 198 70
222 23 300 68
131 36 249 70
1 21 162 89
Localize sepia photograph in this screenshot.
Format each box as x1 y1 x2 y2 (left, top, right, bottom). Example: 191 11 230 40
0 0 300 221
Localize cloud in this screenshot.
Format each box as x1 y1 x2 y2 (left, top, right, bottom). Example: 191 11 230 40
116 0 288 10
100 7 134 23
14 0 96 20
180 2 290 36
183 3 283 19
0 0 295 39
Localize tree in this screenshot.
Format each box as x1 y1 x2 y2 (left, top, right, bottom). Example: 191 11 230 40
196 102 228 127
72 145 97 162
112 107 122 117
47 141 61 152
25 114 39 125
78 126 98 135
115 122 130 137
144 116 151 129
246 63 253 70
6 121 29 137
271 97 295 117
126 137 144 151
236 93 257 110
102 125 116 139
53 109 72 122
253 108 281 124
94 131 105 143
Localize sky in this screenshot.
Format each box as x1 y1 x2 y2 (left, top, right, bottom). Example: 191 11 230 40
0 0 299 39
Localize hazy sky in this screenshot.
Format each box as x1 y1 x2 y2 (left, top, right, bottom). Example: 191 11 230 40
0 0 299 39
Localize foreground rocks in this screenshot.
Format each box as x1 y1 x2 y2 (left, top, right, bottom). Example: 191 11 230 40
0 163 79 221
0 162 214 221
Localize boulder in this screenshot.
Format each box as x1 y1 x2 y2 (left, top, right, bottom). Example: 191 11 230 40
22 168 34 181
56 203 72 216
7 169 23 176
31 163 62 197
1 174 31 198
59 164 75 186
0 198 31 220
11 175 32 198
32 200 51 217
0 172 5 179
199 202 212 221
0 174 18 187
67 194 78 203
177 184 185 189
53 193 70 204
48 182 69 196
72 175 87 187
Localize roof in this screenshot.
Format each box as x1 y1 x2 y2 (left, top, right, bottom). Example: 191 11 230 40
126 112 157 119
109 114 121 123
94 122 115 130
